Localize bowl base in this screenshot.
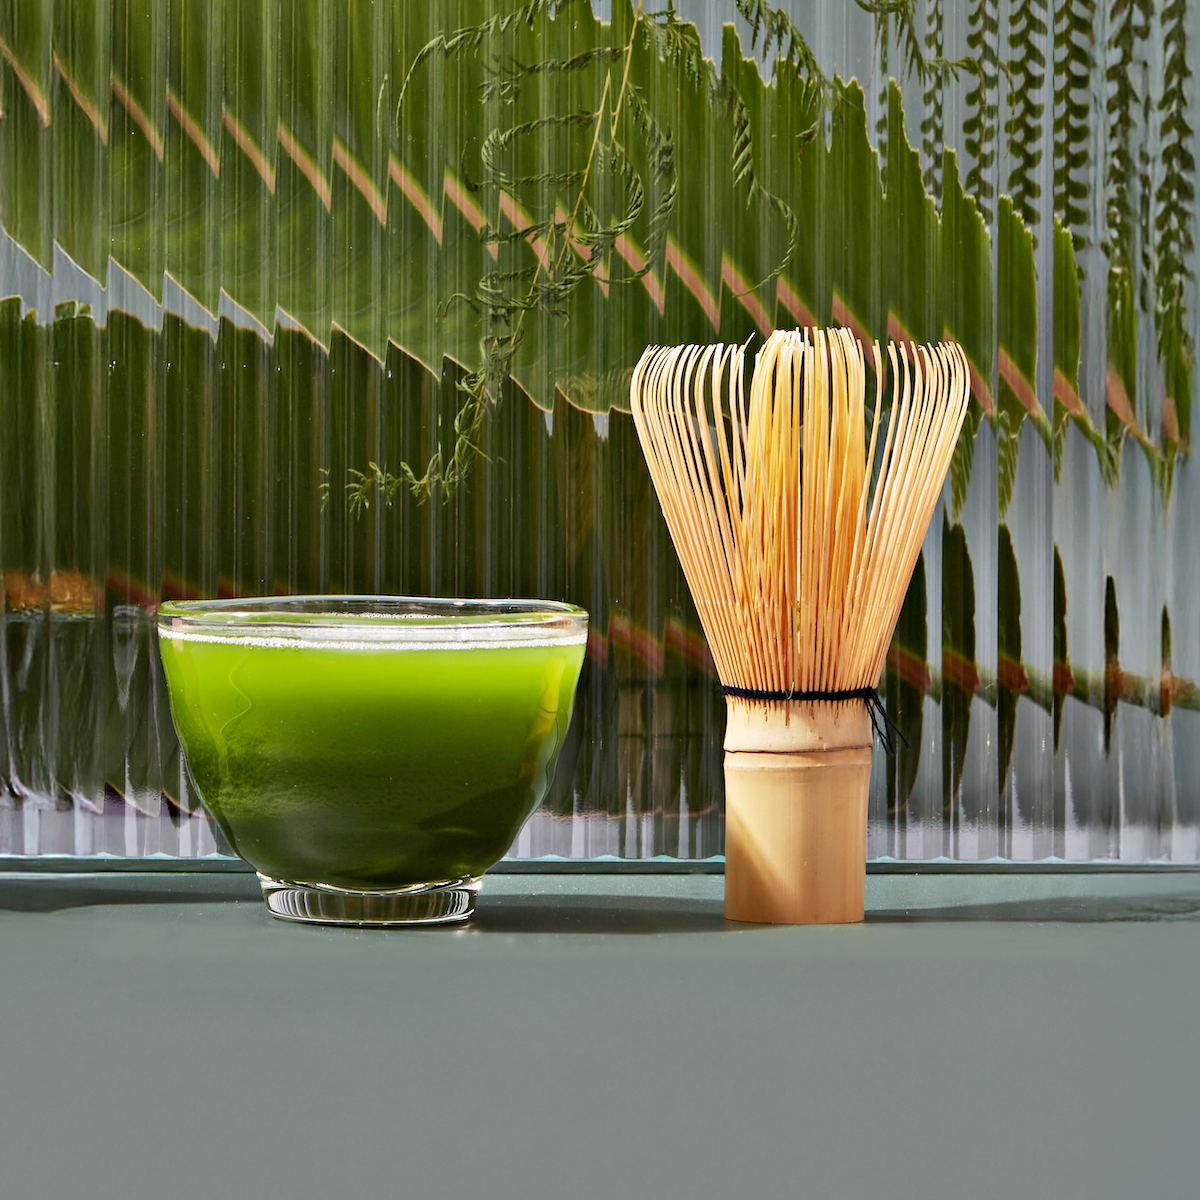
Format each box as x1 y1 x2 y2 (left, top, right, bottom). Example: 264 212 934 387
258 874 482 927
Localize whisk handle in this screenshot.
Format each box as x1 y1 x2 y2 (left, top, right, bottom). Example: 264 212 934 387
724 747 872 925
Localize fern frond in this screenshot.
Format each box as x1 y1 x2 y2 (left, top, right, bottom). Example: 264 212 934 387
734 0 830 94
1052 0 1095 263
920 0 945 198
1104 0 1154 434
484 45 626 101
1005 0 1048 242
964 0 1000 224
1154 0 1195 446
395 0 581 125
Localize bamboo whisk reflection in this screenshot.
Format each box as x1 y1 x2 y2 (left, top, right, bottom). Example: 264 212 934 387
629 328 971 706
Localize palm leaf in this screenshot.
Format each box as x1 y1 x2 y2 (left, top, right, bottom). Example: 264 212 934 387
0 3 53 272
53 0 112 281
109 0 167 297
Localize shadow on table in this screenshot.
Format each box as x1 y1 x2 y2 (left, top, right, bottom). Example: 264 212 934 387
474 893 728 935
868 894 1200 923
475 894 1200 932
0 876 260 913
4 875 1199 926
0 877 727 930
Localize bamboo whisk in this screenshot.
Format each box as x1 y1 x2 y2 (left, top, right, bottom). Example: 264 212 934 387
630 328 971 923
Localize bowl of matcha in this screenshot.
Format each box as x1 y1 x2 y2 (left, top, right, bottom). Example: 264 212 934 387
158 596 587 926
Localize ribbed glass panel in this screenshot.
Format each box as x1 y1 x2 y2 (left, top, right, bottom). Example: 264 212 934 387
0 0 1196 864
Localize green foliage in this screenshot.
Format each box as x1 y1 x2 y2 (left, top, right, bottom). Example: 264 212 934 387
6 0 1032 512
395 0 575 116
1106 257 1139 441
1052 217 1081 401
942 515 976 810
1053 0 1095 261
996 412 1020 515
0 3 53 272
873 1 930 86
830 79 887 339
389 2 655 497
1053 544 1067 748
943 519 976 671
864 0 966 197
886 549 926 819
964 0 1000 225
1103 573 1119 751
1155 0 1194 447
885 80 939 343
6 0 1199 858
1104 0 1151 262
53 0 112 281
387 0 800 499
1052 214 1113 480
996 194 1047 513
734 0 832 94
942 148 993 514
920 0 944 199
5 0 1200 863
1005 0 1048 240
1103 0 1152 451
110 0 167 296
997 523 1021 794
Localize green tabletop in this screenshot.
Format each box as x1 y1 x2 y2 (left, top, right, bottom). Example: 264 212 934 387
1 871 1198 1200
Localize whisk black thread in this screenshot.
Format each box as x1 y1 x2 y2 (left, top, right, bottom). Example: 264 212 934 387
720 684 908 756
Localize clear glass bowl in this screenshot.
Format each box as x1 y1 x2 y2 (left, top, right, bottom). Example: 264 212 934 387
157 596 588 926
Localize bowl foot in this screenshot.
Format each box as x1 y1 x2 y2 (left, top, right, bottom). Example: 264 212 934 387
257 874 482 927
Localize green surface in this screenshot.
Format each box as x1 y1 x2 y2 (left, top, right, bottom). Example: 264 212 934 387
0 871 1198 1200
159 634 585 887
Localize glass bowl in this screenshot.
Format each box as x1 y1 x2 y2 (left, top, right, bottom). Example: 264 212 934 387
157 596 587 926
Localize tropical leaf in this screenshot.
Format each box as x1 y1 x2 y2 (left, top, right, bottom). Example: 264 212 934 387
884 79 939 345
1052 543 1068 749
0 300 47 593
106 310 160 610
52 301 104 603
0 2 53 272
276 0 334 340
942 514 977 811
220 0 278 332
995 193 1047 513
53 0 112 281
1052 213 1111 480
165 0 221 312
217 317 272 597
886 551 927 820
162 311 216 602
942 147 993 513
273 324 329 595
327 1 388 352
109 0 167 297
829 79 886 347
996 522 1021 795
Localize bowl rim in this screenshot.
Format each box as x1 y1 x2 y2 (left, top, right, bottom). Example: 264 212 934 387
157 595 589 647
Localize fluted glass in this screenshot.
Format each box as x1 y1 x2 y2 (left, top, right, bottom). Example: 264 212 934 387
0 0 1196 864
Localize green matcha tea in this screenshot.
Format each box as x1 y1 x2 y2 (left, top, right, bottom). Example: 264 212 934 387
158 601 586 890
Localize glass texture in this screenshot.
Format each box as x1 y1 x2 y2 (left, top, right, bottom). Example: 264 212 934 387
0 1 1197 865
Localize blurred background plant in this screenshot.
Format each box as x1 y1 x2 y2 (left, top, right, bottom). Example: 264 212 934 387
0 0 1195 863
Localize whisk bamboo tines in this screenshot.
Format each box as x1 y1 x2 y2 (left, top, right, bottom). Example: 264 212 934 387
630 328 971 923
